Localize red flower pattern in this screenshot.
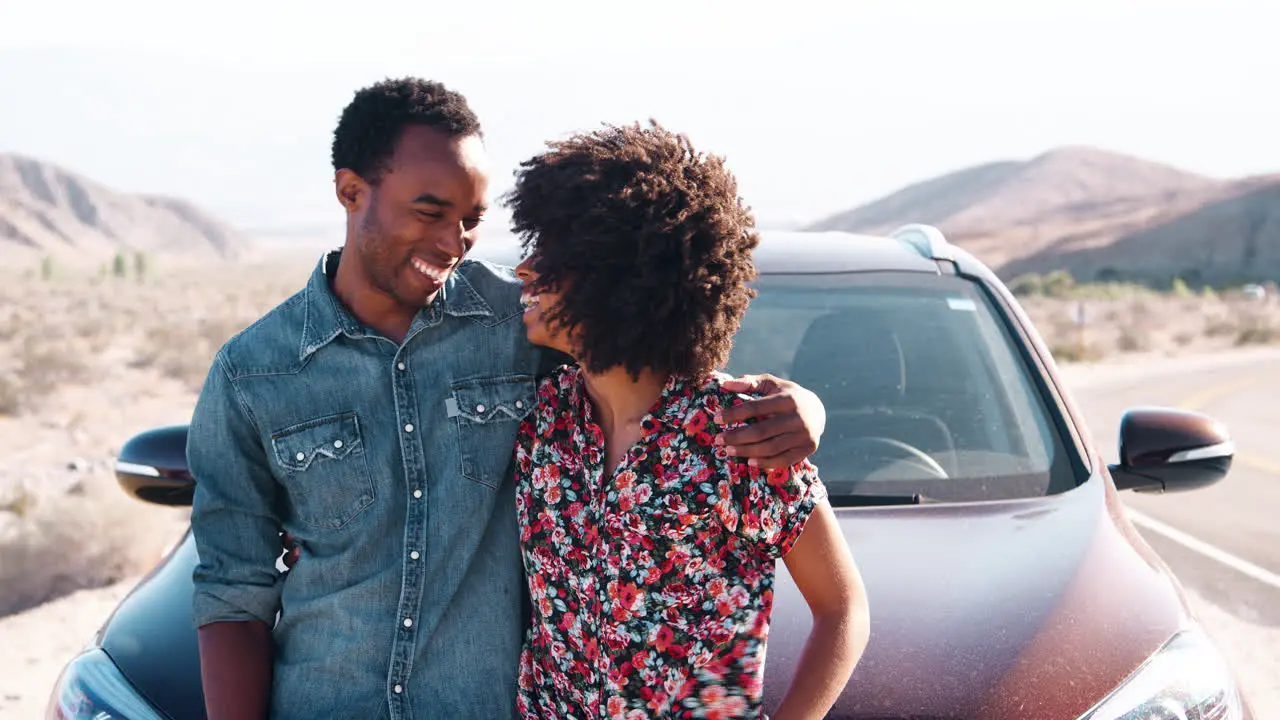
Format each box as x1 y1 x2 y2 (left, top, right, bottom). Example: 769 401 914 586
514 365 826 719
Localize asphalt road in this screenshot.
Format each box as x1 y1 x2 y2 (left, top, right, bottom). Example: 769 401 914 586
1063 348 1280 715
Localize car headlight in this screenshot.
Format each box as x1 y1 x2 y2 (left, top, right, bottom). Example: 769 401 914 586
1078 627 1243 720
45 648 168 720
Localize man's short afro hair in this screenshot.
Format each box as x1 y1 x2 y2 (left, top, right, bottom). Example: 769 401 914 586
504 120 760 380
331 76 482 184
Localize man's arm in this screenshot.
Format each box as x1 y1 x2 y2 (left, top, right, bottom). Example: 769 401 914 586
716 373 826 469
198 621 275 719
188 351 285 720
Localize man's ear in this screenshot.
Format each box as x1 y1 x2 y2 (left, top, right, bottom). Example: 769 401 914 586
335 169 368 213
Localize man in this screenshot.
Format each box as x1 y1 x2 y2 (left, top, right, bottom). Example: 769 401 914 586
189 77 827 720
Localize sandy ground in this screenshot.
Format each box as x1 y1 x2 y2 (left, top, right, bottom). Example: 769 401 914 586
0 575 142 717
1 261 1277 718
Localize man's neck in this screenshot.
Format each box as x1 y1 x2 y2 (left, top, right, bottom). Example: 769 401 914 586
580 366 668 440
329 249 433 345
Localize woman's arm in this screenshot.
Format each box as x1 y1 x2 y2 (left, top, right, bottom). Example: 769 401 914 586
770 499 871 720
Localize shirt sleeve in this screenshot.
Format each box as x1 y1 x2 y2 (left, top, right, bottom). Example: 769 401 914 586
719 457 827 560
188 350 285 628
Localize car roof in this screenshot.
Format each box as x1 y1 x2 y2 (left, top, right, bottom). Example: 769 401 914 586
469 225 958 275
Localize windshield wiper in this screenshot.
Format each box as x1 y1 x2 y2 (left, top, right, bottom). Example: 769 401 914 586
829 492 939 507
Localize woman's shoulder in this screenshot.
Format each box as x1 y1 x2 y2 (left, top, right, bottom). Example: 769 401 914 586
665 372 760 441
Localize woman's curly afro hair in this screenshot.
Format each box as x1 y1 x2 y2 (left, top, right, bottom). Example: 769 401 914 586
504 120 760 380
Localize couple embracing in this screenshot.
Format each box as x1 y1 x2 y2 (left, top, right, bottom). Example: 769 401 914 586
189 76 870 720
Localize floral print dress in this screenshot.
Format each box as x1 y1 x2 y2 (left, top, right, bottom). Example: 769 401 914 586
514 364 827 720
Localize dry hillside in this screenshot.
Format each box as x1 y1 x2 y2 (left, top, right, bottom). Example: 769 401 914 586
807 146 1280 283
0 153 254 264
1001 177 1280 286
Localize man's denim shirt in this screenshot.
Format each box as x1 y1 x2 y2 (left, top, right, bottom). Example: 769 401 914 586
188 250 549 720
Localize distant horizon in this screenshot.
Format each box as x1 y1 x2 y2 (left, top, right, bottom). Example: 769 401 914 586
5 140 1270 240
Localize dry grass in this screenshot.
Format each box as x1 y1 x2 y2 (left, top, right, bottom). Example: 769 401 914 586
1019 286 1280 364
0 254 307 616
0 471 188 616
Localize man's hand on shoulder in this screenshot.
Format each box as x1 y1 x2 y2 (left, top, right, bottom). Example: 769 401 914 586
715 373 826 470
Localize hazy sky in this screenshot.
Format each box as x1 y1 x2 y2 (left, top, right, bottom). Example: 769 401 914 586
2 0 1277 236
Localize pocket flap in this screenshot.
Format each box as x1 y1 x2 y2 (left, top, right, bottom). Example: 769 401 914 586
272 412 363 472
449 375 535 423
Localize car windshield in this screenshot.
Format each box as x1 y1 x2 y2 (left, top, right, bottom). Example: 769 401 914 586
724 271 1082 503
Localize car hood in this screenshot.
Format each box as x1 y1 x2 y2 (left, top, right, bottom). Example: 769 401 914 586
761 474 1192 720
98 476 1191 720
98 530 206 718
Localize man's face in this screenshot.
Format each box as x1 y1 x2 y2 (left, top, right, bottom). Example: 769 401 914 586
337 125 490 310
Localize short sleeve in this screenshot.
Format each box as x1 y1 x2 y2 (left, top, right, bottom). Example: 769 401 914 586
717 456 827 560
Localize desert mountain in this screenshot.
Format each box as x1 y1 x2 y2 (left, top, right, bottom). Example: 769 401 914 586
1000 175 1280 285
808 146 1221 235
0 153 253 263
805 146 1280 282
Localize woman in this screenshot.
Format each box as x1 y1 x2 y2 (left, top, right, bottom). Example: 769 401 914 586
505 121 870 720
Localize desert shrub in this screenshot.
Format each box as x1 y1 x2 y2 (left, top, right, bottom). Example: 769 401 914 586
0 331 93 416
1235 318 1279 346
1204 316 1237 338
1116 326 1150 352
0 476 188 616
1048 341 1103 363
1042 270 1076 298
1007 273 1044 297
131 316 250 391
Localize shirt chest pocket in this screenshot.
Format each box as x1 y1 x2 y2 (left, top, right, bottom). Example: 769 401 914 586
270 412 376 531
449 374 536 489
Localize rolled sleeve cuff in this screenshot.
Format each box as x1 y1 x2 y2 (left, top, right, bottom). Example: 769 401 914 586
773 477 828 560
193 582 283 629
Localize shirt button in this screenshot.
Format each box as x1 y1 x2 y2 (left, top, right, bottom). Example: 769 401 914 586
397 362 406 371
333 440 343 449
475 404 485 413
404 423 414 433
403 617 413 628
393 684 403 694
410 551 420 560
295 452 305 461
515 400 523 409
413 489 423 499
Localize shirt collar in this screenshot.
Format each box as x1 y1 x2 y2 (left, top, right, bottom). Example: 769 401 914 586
299 249 494 360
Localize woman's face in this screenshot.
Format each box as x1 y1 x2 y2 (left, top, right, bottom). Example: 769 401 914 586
514 254 576 356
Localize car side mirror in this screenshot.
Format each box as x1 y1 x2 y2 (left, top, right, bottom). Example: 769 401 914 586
1108 407 1233 493
114 425 196 507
